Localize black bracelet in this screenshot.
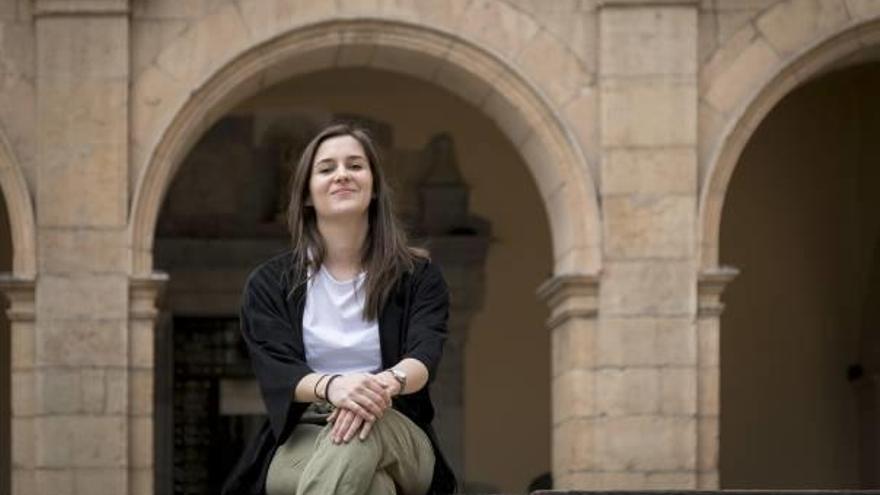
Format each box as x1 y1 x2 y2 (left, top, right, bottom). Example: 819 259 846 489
313 374 328 401
324 374 342 406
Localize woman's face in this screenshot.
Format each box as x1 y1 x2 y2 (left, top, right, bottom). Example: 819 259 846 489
308 134 374 222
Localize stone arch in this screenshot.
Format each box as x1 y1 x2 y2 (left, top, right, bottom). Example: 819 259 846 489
700 15 880 270
0 130 36 278
129 18 600 277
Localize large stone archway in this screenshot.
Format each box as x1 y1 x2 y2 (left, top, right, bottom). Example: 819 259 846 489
128 16 601 493
698 12 880 490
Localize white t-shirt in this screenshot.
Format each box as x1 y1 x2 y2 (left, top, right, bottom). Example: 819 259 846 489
302 265 382 375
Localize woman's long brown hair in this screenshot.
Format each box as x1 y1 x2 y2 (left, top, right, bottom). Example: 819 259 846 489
287 123 423 321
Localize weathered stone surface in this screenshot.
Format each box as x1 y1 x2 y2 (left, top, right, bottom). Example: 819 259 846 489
603 194 695 259
596 368 659 415
698 366 719 415
129 369 153 415
74 468 126 495
36 17 128 79
698 416 719 471
11 370 35 416
554 417 596 474
35 415 126 468
37 275 128 320
10 323 35 370
702 29 779 113
595 416 696 471
602 148 696 195
11 417 35 467
552 317 598 376
38 228 127 274
600 6 697 76
756 0 849 57
846 0 880 18
129 417 153 468
36 319 127 366
600 261 695 316
697 317 720 366
563 85 599 172
105 368 128 414
601 79 697 147
458 0 540 61
659 367 697 415
598 317 696 367
553 369 595 424
516 28 590 106
34 469 74 495
234 0 338 45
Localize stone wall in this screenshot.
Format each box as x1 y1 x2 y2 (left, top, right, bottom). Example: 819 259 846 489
1 1 879 494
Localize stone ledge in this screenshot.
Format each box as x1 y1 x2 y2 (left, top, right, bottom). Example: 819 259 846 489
534 491 880 494
35 0 129 16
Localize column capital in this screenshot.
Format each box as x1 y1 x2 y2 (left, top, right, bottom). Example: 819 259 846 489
537 272 601 329
0 273 35 322
34 0 130 17
698 266 739 317
130 272 169 322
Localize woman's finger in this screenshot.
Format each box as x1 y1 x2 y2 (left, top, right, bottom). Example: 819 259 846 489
356 388 388 415
346 397 378 421
359 420 374 441
363 378 392 405
333 409 355 443
327 408 339 424
342 414 364 443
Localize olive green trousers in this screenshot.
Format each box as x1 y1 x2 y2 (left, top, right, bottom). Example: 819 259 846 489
265 408 435 495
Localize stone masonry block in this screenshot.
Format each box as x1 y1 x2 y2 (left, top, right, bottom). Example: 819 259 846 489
598 317 694 367
595 416 696 471
659 367 697 415
554 417 596 474
129 368 153 415
36 368 80 414
602 147 696 195
105 368 127 414
11 323 35 370
601 79 696 147
154 2 249 86
39 80 126 147
38 228 128 274
432 54 495 108
34 469 74 495
12 468 36 495
756 0 849 57
36 17 127 79
81 369 107 414
370 45 443 81
459 0 540 62
38 142 127 227
600 260 696 316
37 275 128 320
516 28 590 106
603 193 695 259
482 89 534 148
130 322 155 368
37 319 127 366
11 370 35 416
383 0 471 29
74 468 126 495
129 416 153 468
563 86 599 173
131 18 188 77
235 0 338 46
697 317 720 366
130 467 153 495
699 366 719 415
600 6 697 76
703 35 779 113
553 368 595 424
11 417 34 467
698 416 719 471
596 368 659 416
35 415 126 468
552 317 597 376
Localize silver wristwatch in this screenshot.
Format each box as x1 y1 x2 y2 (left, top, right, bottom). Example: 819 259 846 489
387 368 407 395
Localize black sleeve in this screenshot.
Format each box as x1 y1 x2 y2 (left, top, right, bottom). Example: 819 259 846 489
240 266 313 440
402 261 450 382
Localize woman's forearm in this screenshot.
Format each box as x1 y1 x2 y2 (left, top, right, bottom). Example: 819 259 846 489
387 357 429 395
293 372 325 403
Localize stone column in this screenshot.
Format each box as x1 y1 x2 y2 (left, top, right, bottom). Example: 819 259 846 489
537 273 599 489
33 1 131 493
696 267 737 489
0 276 36 495
128 274 167 495
594 0 699 488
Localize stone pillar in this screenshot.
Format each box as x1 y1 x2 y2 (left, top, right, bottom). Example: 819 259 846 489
537 273 599 489
697 267 737 489
33 1 131 493
129 274 167 495
0 276 36 495
594 0 699 488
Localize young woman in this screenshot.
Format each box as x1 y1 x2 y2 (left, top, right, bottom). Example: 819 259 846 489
222 124 457 495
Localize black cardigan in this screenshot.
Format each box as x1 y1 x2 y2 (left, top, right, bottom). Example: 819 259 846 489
222 251 457 495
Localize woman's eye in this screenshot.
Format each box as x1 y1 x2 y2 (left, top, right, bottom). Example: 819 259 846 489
349 163 363 169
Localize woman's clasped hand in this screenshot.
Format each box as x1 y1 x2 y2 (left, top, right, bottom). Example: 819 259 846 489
325 372 402 444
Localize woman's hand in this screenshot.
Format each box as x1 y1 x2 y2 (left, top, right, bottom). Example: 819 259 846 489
327 407 376 443
375 370 403 397
325 373 392 422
